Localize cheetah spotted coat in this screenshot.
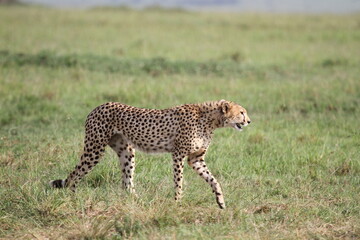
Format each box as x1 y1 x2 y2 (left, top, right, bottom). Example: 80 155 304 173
50 100 251 208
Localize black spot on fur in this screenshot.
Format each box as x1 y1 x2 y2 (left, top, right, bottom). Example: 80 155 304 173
195 151 206 158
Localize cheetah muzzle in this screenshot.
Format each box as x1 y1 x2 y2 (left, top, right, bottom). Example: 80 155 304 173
235 123 243 131
49 99 251 209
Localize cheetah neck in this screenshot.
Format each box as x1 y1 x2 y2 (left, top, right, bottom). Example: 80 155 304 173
197 101 225 131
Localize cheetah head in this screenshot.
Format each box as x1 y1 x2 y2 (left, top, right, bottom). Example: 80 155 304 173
220 100 251 131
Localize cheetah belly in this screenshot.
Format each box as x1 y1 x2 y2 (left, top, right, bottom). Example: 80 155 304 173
113 127 176 153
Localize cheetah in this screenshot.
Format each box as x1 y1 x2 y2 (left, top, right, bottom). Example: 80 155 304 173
50 100 251 209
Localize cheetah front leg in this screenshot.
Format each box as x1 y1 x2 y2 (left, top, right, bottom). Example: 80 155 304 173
109 134 136 194
188 149 226 209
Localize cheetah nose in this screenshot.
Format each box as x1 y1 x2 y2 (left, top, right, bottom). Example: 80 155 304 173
247 120 251 124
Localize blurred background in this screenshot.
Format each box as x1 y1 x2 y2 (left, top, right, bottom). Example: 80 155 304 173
17 0 360 13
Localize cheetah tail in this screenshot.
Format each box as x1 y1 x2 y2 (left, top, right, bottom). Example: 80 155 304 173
49 179 66 188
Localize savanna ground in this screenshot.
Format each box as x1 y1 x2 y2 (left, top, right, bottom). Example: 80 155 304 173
0 5 360 239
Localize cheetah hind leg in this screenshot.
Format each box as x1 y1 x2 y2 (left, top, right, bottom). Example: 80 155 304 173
49 138 107 191
108 134 137 196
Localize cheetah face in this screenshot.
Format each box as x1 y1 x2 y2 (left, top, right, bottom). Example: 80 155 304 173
220 101 251 131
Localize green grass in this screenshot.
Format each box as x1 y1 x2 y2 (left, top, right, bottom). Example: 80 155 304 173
0 5 360 239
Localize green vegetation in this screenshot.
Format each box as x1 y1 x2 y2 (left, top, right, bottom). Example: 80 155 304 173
1 5 359 239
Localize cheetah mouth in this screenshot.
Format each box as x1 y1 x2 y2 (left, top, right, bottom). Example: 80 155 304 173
234 123 243 131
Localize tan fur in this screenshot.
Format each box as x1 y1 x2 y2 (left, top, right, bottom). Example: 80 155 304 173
50 100 251 209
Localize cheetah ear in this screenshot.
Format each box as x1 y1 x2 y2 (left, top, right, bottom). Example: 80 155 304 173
220 100 230 114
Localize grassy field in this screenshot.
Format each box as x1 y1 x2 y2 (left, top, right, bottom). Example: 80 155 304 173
0 5 360 239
